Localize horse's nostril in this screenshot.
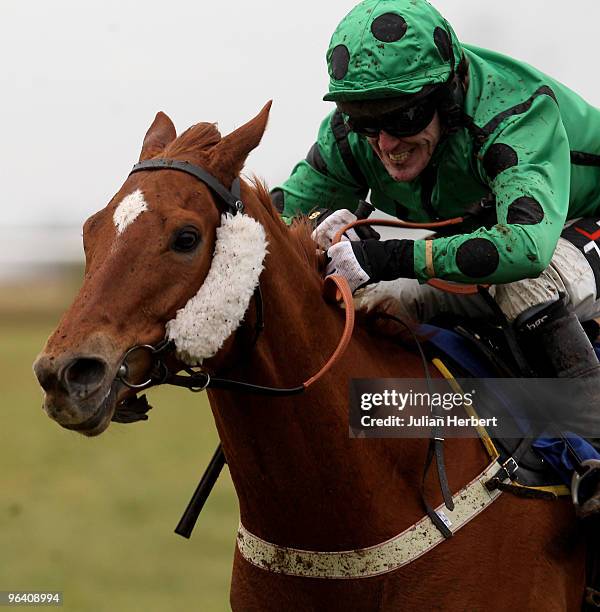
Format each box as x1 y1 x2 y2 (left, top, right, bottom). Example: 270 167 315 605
63 358 108 396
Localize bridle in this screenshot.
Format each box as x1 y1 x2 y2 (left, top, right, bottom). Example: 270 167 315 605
113 157 356 414
131 158 246 215
115 157 485 400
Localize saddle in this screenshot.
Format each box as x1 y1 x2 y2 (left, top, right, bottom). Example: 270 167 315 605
421 313 600 611
424 317 567 494
424 311 600 486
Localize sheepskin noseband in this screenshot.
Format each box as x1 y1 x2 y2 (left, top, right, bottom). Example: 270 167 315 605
165 213 268 364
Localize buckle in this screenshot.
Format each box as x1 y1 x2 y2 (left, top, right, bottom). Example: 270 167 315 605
499 457 519 481
484 457 519 492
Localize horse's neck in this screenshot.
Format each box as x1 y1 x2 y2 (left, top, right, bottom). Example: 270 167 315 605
207 200 485 550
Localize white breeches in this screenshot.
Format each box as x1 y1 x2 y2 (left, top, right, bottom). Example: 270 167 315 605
355 238 600 324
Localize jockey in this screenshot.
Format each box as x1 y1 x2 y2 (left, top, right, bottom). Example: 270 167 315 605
272 0 600 513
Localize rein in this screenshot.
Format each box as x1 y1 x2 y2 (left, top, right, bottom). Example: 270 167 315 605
116 159 357 410
117 162 452 543
117 275 355 397
121 158 356 396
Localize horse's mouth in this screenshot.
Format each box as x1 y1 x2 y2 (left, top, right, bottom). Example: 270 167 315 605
111 393 153 424
60 385 119 437
39 342 160 436
50 385 153 437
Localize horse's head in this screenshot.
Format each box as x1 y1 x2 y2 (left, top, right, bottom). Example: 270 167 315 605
33 103 272 436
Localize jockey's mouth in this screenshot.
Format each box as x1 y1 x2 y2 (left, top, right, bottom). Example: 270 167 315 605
387 148 416 164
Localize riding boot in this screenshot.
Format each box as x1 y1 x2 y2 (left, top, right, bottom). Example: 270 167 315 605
515 297 600 518
579 478 600 519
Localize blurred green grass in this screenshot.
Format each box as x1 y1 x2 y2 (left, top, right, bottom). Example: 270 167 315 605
0 273 238 611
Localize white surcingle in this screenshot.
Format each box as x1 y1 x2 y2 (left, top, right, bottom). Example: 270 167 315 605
165 213 268 364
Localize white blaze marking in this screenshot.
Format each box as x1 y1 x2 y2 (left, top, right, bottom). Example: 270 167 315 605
113 189 148 234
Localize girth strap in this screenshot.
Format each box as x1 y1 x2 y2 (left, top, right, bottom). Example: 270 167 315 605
236 459 505 579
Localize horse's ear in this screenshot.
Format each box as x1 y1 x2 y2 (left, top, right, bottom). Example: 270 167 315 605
139 112 177 161
209 101 272 184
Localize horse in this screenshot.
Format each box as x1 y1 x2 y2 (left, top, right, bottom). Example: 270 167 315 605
33 103 585 611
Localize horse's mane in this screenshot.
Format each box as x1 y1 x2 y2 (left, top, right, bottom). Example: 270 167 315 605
288 218 321 275
249 178 418 344
249 177 320 276
163 122 222 158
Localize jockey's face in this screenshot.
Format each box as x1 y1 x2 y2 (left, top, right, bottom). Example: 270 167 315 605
368 112 442 182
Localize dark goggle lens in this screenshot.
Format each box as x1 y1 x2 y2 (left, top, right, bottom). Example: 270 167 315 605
346 97 437 138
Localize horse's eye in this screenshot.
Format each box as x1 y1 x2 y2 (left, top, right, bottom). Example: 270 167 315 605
171 226 201 253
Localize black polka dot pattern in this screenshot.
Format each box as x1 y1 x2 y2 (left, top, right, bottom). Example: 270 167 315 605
371 13 407 43
330 45 350 80
507 196 545 225
433 27 452 61
456 238 500 278
483 144 518 181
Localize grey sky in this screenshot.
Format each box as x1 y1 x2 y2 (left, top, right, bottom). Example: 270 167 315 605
2 0 599 229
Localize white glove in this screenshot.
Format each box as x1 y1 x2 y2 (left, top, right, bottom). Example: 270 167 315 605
311 209 360 251
325 241 371 293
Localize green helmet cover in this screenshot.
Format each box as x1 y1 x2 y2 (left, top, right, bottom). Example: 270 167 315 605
324 0 463 102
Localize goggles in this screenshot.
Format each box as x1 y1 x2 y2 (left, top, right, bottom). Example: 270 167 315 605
345 94 438 139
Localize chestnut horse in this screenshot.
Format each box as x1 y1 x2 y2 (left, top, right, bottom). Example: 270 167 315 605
33 103 584 611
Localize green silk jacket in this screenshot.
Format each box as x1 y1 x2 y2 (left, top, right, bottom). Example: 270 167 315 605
276 42 600 284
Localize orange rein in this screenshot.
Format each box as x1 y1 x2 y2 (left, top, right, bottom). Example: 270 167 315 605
332 217 487 296
313 216 485 388
308 275 356 388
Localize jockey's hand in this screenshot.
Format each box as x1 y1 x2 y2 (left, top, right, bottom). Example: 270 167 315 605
325 239 415 291
325 241 372 293
311 208 380 251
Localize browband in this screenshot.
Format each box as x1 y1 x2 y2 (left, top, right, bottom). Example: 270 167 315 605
130 159 243 215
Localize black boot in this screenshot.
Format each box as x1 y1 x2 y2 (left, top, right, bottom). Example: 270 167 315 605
515 298 600 379
515 297 600 518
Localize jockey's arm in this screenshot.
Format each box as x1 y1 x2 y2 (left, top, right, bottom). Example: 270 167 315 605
357 94 572 284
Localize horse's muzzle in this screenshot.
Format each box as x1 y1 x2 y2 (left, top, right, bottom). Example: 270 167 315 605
33 350 118 436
